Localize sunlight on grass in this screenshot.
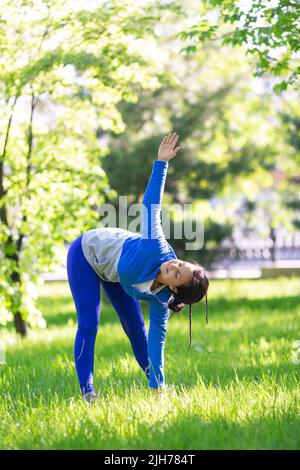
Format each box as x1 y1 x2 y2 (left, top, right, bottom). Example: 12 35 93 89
0 277 299 449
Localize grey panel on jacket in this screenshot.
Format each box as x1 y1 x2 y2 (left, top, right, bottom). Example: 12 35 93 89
81 227 140 282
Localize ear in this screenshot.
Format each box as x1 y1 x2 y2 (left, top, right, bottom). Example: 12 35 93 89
170 286 178 294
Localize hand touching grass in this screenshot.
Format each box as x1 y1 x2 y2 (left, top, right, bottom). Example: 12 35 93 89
158 132 181 162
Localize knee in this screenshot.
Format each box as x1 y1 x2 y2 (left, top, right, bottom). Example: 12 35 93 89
77 324 99 336
127 325 147 342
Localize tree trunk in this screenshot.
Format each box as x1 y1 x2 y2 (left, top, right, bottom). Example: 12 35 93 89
13 312 28 337
10 264 28 337
0 94 28 336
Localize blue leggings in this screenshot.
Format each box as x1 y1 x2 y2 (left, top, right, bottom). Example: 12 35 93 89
66 234 149 395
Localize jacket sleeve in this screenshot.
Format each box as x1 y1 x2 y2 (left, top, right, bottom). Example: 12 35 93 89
141 160 169 240
147 295 170 389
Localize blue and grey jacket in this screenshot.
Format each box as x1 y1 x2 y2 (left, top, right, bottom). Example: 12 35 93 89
82 160 177 388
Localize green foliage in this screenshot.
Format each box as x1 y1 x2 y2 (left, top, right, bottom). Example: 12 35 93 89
1 0 299 333
278 107 300 230
0 0 182 331
102 42 291 257
178 0 300 91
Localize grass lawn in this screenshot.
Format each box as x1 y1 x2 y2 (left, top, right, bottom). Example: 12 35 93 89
0 276 299 450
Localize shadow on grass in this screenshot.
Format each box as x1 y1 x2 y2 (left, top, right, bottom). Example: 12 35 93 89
4 327 298 409
169 361 298 390
3 330 148 404
38 294 300 329
28 407 300 450
212 294 300 313
3 289 299 408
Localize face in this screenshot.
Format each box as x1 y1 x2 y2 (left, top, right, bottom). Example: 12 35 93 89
157 259 195 294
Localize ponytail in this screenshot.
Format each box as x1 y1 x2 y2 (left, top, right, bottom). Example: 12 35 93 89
168 295 185 313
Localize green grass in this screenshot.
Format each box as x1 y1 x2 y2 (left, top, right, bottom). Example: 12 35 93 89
0 277 300 449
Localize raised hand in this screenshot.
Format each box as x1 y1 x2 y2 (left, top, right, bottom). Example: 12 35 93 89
157 132 181 162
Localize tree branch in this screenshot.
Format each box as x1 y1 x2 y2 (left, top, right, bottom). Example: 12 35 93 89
0 94 20 227
17 90 36 253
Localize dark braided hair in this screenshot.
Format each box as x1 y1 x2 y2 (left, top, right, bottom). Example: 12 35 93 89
167 262 209 350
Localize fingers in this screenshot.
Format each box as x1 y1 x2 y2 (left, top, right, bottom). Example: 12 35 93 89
162 132 171 145
163 131 179 146
170 134 179 147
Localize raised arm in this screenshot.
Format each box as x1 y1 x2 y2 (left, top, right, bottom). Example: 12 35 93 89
141 132 181 240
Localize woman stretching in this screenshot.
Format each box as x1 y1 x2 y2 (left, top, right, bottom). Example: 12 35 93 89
67 132 209 401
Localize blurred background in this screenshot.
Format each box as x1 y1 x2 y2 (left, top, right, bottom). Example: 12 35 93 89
0 0 299 336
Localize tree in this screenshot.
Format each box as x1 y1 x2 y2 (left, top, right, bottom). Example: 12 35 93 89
178 0 300 92
99 0 300 270
101 2 285 264
0 0 181 335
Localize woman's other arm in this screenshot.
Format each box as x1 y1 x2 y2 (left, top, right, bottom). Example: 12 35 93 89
147 296 170 389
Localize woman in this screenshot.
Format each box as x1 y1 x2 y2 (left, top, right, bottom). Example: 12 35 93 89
67 132 209 402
